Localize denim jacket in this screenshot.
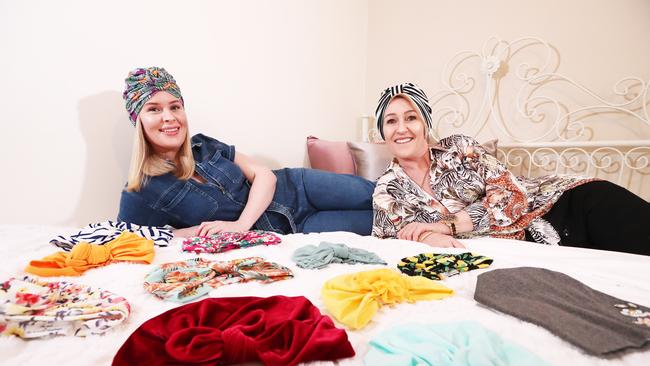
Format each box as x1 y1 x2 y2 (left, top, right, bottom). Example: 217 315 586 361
118 134 306 234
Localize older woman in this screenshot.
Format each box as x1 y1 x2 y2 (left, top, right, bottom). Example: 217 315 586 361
118 67 374 237
372 83 650 255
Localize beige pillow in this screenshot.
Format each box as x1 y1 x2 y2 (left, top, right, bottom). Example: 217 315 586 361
346 142 394 181
347 139 499 181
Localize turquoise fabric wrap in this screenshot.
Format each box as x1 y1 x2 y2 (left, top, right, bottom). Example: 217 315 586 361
365 321 551 366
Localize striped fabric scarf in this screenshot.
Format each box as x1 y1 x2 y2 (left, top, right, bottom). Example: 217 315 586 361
375 82 433 140
50 220 172 251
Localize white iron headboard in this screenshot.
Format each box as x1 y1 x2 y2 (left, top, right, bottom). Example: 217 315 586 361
366 36 650 200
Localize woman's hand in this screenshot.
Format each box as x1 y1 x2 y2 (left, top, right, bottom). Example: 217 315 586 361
397 222 449 241
172 226 199 238
420 232 466 248
197 220 251 236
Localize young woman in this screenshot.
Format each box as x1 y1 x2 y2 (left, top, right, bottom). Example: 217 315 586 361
372 82 650 255
118 67 374 237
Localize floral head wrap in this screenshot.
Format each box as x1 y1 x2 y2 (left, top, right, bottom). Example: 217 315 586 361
375 82 433 140
122 67 183 126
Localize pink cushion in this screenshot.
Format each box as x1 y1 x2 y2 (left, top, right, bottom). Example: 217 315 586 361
306 136 499 180
306 136 355 175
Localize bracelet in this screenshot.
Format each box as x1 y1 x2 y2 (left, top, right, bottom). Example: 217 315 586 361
440 213 458 237
418 230 434 242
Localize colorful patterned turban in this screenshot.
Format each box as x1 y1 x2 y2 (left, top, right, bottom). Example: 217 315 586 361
122 67 184 126
375 82 433 140
0 276 130 338
113 296 356 366
144 257 293 303
397 252 493 280
182 230 282 254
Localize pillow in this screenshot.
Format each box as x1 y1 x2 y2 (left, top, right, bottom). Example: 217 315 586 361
346 142 394 181
306 136 355 175
347 139 500 181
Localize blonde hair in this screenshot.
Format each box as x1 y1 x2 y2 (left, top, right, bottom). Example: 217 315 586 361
126 118 195 192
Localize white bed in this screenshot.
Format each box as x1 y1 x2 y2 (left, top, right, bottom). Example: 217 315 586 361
1 225 649 365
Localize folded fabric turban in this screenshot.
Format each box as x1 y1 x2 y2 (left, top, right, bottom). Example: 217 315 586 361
0 276 130 338
365 321 551 366
398 252 493 280
292 241 386 269
145 257 293 303
26 231 154 277
112 296 355 366
122 66 184 125
182 230 282 254
475 267 650 355
321 268 453 329
375 82 434 140
50 220 172 251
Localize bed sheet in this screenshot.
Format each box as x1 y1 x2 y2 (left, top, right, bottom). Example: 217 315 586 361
0 225 649 365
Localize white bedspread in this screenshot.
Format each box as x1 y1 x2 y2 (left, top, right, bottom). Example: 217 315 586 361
1 225 649 365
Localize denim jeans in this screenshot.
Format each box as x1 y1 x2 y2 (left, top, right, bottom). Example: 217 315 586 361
119 134 378 235
296 169 375 235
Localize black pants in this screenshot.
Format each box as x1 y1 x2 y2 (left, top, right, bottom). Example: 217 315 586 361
525 181 650 256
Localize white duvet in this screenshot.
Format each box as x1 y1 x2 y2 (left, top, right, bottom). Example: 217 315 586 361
0 225 649 366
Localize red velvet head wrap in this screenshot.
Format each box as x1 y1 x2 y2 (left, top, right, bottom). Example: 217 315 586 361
112 296 355 366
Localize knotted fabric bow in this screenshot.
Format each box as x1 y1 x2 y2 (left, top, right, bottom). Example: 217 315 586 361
145 257 293 303
25 232 154 277
398 252 493 280
321 268 453 329
112 296 355 366
182 230 281 254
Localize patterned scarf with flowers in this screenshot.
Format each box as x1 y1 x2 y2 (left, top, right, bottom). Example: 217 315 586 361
0 276 130 338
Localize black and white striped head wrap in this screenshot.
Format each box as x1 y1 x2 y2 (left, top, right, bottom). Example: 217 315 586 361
375 82 433 140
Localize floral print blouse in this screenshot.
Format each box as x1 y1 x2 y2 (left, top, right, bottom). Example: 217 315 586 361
372 134 596 244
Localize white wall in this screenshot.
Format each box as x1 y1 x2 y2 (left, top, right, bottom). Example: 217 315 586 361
364 0 650 139
2 0 649 226
363 0 650 199
0 0 369 226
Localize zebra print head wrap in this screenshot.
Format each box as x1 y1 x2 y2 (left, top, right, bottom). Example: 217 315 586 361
123 67 184 126
375 82 433 140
